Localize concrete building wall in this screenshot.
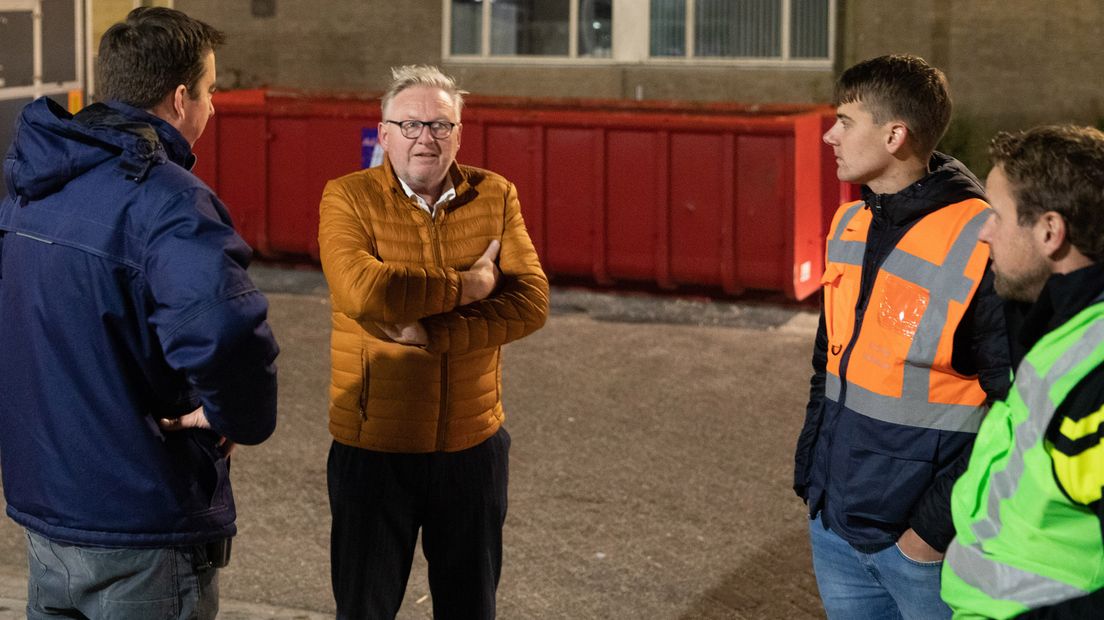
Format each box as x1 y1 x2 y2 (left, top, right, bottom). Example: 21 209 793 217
842 0 1104 167
175 0 1103 169
174 0 837 103
174 1 440 93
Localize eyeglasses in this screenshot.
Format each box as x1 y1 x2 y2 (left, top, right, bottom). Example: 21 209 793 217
383 119 458 140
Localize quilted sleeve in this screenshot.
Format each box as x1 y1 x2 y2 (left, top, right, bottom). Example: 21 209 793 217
421 182 549 354
318 176 463 323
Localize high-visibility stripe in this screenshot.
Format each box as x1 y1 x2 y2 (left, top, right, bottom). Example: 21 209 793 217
825 373 985 432
945 538 1088 609
827 239 865 267
832 201 866 241
826 201 866 266
824 206 990 432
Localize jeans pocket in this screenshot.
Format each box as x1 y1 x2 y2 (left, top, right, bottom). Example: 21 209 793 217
101 597 179 620
894 542 943 567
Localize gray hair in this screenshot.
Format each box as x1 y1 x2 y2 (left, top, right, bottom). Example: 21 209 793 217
381 65 467 118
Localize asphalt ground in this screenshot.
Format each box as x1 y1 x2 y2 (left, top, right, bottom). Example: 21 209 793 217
0 265 825 619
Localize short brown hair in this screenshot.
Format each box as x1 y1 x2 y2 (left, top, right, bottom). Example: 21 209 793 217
833 54 951 156
97 7 224 109
989 125 1104 261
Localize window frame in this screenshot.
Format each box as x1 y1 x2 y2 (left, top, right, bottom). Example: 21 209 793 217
0 0 84 103
441 0 835 68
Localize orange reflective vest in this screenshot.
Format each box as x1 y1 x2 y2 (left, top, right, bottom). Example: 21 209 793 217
822 199 992 432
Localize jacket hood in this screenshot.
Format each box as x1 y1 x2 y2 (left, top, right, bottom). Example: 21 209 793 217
861 151 987 227
3 98 194 202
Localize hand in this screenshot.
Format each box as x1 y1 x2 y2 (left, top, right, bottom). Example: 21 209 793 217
460 240 501 305
896 528 944 562
159 406 236 457
377 320 428 346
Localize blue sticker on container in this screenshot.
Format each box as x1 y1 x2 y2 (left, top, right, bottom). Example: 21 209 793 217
361 127 384 169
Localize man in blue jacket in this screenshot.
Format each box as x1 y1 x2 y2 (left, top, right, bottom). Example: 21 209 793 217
0 8 278 619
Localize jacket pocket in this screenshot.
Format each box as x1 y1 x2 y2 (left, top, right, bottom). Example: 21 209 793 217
359 348 370 420
842 423 938 526
165 431 229 516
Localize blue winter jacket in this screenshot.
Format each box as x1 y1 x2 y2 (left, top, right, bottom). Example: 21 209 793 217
0 98 278 547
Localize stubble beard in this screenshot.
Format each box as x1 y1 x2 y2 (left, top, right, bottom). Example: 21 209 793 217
992 260 1051 303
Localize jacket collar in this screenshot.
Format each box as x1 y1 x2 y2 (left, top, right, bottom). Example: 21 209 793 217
98 101 196 171
1016 263 1104 357
860 152 987 228
381 155 475 211
4 97 195 203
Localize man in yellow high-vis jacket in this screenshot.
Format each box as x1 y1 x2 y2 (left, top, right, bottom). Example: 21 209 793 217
942 125 1104 618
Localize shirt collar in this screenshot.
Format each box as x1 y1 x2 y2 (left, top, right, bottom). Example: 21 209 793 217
397 175 456 214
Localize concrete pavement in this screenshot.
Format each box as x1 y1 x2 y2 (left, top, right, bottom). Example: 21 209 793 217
0 266 824 618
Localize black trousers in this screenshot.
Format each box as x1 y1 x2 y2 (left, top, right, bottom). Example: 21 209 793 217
328 428 510 620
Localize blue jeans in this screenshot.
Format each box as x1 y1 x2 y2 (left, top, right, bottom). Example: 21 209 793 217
808 515 950 620
25 530 219 619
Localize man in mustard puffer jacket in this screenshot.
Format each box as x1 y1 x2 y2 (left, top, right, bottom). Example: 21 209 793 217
318 65 549 619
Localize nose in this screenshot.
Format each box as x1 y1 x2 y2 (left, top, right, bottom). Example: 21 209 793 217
823 122 840 146
415 124 436 144
977 212 995 244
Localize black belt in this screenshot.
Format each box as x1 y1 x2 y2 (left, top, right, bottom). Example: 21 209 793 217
196 538 232 570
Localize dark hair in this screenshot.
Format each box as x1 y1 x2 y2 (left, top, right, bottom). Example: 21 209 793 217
833 54 951 156
989 125 1104 261
96 7 224 109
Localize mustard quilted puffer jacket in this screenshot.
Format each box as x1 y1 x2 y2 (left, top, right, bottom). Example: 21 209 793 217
318 158 549 453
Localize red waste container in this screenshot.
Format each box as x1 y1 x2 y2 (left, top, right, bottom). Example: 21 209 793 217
193 90 853 300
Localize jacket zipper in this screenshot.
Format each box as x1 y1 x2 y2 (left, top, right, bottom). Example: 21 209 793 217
819 195 890 515
422 207 451 451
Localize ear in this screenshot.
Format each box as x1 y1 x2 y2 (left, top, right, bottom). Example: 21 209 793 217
147 84 189 129
171 84 188 120
1034 211 1069 258
885 121 910 155
378 121 392 150
454 122 462 149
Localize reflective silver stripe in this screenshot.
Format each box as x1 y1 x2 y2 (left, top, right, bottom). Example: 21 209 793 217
832 201 866 241
825 371 842 401
828 239 865 267
972 318 1104 542
897 210 990 421
826 202 866 266
826 206 990 431
15 231 54 244
946 539 1088 608
825 373 984 432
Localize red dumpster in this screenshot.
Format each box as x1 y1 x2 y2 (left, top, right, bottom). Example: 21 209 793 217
192 90 853 300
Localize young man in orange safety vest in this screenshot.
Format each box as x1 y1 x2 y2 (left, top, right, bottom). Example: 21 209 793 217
793 54 1011 619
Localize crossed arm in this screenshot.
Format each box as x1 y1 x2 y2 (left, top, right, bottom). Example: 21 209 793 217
318 177 549 353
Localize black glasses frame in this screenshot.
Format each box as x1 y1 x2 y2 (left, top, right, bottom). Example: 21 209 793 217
383 119 458 139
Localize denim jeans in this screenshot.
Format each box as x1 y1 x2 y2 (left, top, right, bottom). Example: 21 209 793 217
25 530 219 620
808 514 950 620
